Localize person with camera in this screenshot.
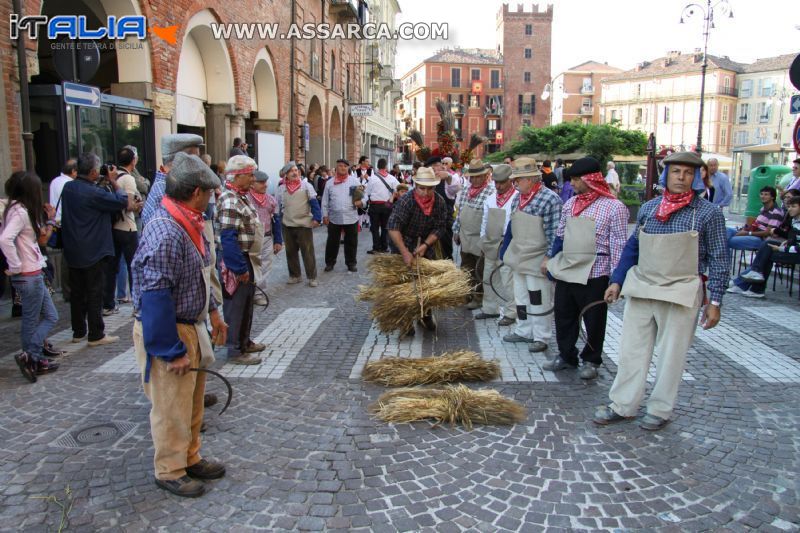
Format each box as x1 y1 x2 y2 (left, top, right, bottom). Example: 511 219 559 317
61 152 134 346
102 146 144 316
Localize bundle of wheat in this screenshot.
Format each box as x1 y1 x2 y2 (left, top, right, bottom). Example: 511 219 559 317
370 384 526 430
362 350 501 387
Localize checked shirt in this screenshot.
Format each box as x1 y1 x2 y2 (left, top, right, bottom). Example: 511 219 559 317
216 189 257 252
509 186 563 251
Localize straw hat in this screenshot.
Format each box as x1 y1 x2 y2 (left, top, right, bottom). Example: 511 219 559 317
414 167 439 187
464 158 490 177
511 157 541 178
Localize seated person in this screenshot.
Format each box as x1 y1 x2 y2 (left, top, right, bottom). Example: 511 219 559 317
728 193 800 298
726 186 783 252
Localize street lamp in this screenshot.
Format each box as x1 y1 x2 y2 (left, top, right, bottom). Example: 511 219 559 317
540 80 565 126
680 0 734 155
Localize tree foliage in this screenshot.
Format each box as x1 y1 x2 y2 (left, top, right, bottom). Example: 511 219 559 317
485 122 648 166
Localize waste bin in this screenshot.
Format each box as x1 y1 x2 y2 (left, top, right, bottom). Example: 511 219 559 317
745 165 791 217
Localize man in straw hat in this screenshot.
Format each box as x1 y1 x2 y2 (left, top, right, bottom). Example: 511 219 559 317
142 133 204 227
541 157 628 380
476 163 518 326
248 170 283 305
217 155 265 365
322 159 363 273
132 152 228 498
596 151 729 431
276 161 322 286
387 166 450 335
453 159 496 310
499 157 563 352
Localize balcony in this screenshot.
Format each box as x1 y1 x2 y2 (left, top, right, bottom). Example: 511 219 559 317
738 115 748 125
580 105 593 115
486 128 498 138
450 102 465 115
580 85 595 95
718 86 738 97
330 0 359 23
484 105 504 117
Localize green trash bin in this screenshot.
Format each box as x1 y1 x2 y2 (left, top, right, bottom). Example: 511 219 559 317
745 165 791 217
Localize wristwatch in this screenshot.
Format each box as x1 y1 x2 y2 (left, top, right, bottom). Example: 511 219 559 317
711 300 721 307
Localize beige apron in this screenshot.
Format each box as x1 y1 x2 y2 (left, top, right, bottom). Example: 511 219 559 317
481 208 507 260
547 217 597 285
620 223 702 308
249 219 265 288
503 210 548 277
459 205 484 256
202 219 223 307
282 186 312 227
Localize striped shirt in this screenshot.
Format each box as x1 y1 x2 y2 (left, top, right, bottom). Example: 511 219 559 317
453 182 496 235
752 205 784 231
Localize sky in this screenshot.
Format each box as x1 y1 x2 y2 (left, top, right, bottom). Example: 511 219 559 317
393 0 800 79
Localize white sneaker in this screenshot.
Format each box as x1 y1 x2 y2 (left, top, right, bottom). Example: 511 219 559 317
726 285 745 294
741 290 765 299
740 271 765 283
88 335 120 347
308 279 318 287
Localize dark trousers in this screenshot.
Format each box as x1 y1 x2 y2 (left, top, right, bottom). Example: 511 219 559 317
223 260 255 356
325 222 358 267
460 251 484 302
554 276 609 365
282 225 317 280
103 229 139 310
368 204 392 252
735 240 797 294
60 252 71 302
69 260 107 341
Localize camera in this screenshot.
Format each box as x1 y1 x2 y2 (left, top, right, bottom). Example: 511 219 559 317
99 162 115 176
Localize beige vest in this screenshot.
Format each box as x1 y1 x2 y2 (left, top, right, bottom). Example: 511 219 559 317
459 205 484 256
621 227 702 308
481 208 507 260
503 210 548 277
282 186 312 227
249 219 265 287
547 217 597 285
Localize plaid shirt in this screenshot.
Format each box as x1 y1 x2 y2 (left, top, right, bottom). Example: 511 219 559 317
216 189 257 252
132 206 216 321
141 170 166 227
611 194 730 303
453 182 496 235
509 186 563 250
551 196 629 278
387 191 449 258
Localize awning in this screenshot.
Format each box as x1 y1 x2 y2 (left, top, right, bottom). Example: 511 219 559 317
732 143 792 154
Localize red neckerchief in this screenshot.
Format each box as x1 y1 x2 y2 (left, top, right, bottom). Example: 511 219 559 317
161 196 206 257
656 190 694 222
572 171 615 216
413 189 435 216
285 178 301 194
224 181 248 196
333 172 349 185
249 190 268 207
495 187 515 208
517 182 543 211
467 179 489 200
377 169 389 178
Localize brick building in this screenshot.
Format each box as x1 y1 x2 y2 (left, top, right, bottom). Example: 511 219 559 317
0 0 369 189
550 61 622 125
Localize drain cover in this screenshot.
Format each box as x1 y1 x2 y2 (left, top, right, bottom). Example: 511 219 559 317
55 421 137 448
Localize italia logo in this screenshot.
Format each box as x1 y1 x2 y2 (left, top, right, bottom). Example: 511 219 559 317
9 14 178 44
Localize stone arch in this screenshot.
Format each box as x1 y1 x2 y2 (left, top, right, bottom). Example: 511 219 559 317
345 114 357 163
329 107 342 161
251 47 279 120
307 95 324 166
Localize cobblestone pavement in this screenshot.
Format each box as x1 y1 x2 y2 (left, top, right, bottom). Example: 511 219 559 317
1 228 799 532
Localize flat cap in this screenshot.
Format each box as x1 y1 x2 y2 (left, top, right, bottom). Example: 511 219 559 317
664 151 705 168
424 156 442 167
167 152 220 191
565 156 601 179
492 164 512 182
511 157 541 178
280 161 297 177
161 133 203 160
253 170 269 182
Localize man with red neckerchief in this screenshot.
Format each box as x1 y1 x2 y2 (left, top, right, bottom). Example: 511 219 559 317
499 157 563 352
595 151 729 431
541 157 628 380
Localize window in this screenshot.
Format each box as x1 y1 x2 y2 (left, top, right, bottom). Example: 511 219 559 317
635 84 642 98
346 67 351 99
738 103 750 124
758 102 772 123
610 110 618 121
740 79 753 98
525 24 532 35
663 106 670 123
330 53 336 91
490 70 500 89
524 72 531 83
412 97 417 116
524 48 532 59
471 69 480 81
522 118 531 126
451 68 461 88
720 127 727 147
759 78 775 97
734 130 748 146
635 108 643 124
721 104 729 122
469 95 480 108
519 95 534 115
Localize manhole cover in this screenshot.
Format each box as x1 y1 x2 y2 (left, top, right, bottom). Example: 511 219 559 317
55 421 137 449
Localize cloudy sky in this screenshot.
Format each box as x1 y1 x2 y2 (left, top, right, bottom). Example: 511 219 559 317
393 0 799 78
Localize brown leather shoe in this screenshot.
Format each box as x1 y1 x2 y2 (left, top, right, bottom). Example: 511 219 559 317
155 475 205 498
229 354 261 365
203 393 218 408
186 459 226 480
244 341 266 353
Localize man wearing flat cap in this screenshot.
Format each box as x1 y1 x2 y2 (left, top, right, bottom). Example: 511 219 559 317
499 157 563 352
217 155 265 365
477 163 518 326
248 170 283 305
542 157 628 380
132 152 228 498
453 159 496 310
596 151 729 431
142 133 204 227
276 161 322 286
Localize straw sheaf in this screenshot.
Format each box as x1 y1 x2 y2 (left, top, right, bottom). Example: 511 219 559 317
370 384 527 430
362 255 458 287
361 350 501 387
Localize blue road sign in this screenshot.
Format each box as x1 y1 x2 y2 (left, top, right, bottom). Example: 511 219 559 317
63 81 101 108
791 94 800 115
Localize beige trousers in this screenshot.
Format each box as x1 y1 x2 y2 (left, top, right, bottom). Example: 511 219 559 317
134 321 206 480
609 295 701 419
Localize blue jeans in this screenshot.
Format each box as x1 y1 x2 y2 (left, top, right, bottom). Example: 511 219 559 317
10 273 58 360
116 257 129 299
726 227 763 252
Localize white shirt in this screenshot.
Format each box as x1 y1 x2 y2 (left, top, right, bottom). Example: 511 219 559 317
49 173 73 223
605 169 620 189
365 172 399 202
444 172 464 200
481 189 519 238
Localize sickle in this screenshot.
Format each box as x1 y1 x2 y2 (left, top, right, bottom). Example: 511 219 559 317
576 299 611 351
488 261 510 302
249 283 270 312
189 368 233 415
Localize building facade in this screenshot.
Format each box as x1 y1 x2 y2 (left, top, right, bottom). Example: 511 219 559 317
599 51 743 155
1 0 369 190
550 61 622 125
